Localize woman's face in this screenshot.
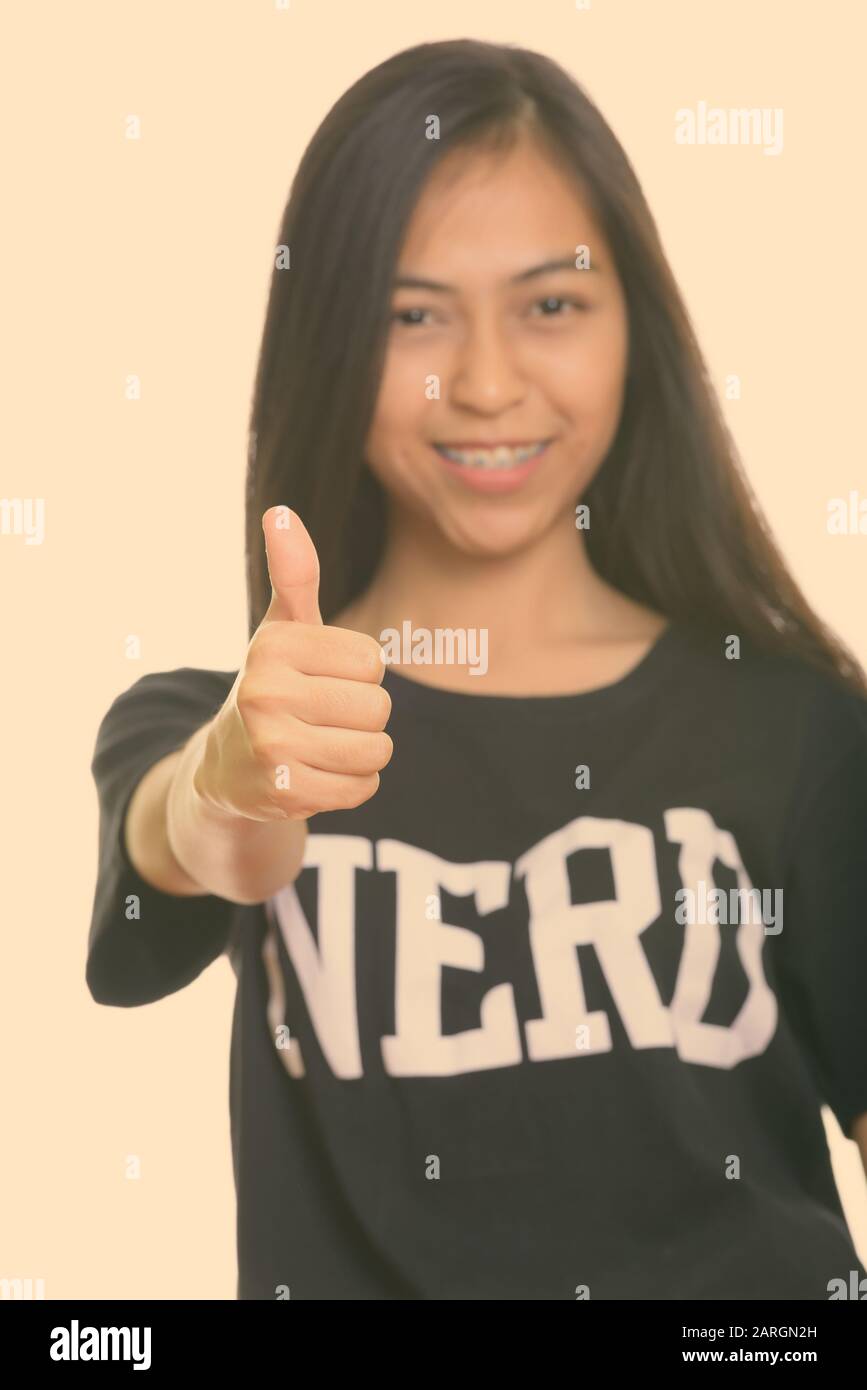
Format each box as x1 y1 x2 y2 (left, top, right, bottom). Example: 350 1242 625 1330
363 133 630 558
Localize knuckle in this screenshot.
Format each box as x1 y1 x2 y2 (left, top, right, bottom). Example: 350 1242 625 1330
341 773 379 809
320 682 353 724
373 685 392 725
236 681 266 719
359 636 387 681
250 738 285 773
250 621 303 668
375 732 394 767
260 789 291 820
247 624 279 665
319 734 348 768
238 687 282 723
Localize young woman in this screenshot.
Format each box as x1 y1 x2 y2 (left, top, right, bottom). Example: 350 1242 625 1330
88 39 867 1300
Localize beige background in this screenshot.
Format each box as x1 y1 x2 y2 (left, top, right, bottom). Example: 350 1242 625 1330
2 0 865 1299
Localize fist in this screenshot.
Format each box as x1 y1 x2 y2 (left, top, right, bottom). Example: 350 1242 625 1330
194 506 393 822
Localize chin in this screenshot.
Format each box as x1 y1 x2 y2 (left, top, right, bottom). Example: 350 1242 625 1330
438 509 548 559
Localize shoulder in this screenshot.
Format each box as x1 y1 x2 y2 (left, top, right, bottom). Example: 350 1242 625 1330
99 666 238 721
670 621 867 733
675 625 867 811
662 623 867 810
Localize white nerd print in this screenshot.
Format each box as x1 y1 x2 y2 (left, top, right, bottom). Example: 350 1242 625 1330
264 809 778 1081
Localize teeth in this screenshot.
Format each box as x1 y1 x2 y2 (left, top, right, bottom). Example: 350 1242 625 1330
438 442 546 469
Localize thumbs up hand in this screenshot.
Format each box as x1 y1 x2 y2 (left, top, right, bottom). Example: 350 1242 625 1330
194 507 392 823
260 503 324 627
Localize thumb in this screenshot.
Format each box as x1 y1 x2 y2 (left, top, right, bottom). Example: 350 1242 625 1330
261 506 323 625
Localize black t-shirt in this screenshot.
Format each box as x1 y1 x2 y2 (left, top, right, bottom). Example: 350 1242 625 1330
87 621 867 1299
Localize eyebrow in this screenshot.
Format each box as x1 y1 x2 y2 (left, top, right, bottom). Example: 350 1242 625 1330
392 256 601 293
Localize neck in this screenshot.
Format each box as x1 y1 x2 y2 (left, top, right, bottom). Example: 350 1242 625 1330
344 499 659 660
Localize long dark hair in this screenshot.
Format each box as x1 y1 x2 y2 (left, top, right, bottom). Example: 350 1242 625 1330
244 38 866 696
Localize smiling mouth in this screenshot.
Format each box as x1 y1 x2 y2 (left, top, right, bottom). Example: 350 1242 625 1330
433 440 551 471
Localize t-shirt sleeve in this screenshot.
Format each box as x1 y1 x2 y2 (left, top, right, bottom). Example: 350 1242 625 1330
773 673 867 1140
87 666 240 1008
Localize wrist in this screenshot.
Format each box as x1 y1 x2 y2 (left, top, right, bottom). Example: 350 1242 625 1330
166 722 237 872
184 719 241 826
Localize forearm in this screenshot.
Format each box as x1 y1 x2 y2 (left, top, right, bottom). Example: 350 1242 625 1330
125 721 308 905
852 1112 867 1182
123 745 206 896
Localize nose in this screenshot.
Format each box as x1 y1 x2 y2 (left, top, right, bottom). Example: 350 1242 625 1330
449 314 526 415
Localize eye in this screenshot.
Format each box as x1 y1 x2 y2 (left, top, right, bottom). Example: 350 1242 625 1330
390 307 434 327
531 296 588 317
